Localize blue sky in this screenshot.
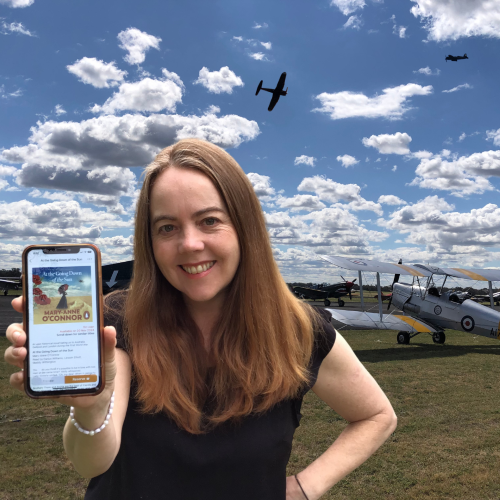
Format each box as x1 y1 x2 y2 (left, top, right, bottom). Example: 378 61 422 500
2 0 500 285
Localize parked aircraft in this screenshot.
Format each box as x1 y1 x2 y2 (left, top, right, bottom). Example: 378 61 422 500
101 260 133 295
256 72 288 111
292 277 357 307
446 53 468 62
318 255 500 345
471 291 500 306
0 276 21 295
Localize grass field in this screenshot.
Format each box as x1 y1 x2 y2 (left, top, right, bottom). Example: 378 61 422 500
1 329 500 499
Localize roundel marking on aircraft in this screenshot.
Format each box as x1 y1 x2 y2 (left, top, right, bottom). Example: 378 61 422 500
434 305 442 315
461 315 475 332
349 260 367 265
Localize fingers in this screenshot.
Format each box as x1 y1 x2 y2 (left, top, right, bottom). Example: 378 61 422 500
103 326 117 384
4 323 26 370
11 295 23 313
6 323 25 346
9 369 24 392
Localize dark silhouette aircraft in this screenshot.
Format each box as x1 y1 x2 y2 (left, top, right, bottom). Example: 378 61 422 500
256 72 288 111
445 53 468 62
291 276 357 307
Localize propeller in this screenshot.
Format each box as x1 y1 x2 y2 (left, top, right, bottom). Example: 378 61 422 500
340 276 357 300
387 258 402 310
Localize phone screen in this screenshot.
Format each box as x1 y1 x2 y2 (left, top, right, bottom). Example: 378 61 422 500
25 247 102 395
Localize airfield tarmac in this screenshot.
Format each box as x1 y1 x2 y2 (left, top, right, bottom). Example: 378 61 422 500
2 295 499 336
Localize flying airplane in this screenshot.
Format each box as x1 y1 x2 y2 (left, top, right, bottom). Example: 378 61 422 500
318 255 500 345
255 72 288 111
292 277 357 307
445 53 468 62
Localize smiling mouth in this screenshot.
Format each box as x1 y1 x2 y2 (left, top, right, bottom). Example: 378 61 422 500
180 261 216 275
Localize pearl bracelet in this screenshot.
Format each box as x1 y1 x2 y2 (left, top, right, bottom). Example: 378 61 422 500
70 391 115 436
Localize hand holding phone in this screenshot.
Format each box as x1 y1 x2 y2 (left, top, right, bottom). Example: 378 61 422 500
5 295 119 409
22 244 106 398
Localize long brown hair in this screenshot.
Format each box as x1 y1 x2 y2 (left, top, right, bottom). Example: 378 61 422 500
106 138 327 434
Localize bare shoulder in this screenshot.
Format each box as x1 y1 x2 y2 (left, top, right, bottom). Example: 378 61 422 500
311 331 392 422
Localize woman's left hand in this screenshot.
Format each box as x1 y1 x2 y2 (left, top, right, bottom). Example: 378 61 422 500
286 474 313 500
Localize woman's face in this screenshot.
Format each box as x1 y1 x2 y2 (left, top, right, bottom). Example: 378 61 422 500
150 166 241 310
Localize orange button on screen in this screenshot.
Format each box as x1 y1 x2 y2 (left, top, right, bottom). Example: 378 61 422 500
65 374 98 384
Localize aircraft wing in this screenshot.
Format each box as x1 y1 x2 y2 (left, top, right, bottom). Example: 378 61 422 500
318 255 433 277
326 309 439 333
318 255 500 282
268 93 280 111
0 278 20 284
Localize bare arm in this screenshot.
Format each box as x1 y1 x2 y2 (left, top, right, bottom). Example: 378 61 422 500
291 331 397 500
63 348 131 479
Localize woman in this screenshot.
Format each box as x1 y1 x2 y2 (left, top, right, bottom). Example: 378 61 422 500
5 138 397 500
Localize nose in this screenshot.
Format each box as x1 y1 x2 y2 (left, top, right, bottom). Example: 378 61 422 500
178 225 204 253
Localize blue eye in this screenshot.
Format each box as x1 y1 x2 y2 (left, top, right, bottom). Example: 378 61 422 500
160 225 174 233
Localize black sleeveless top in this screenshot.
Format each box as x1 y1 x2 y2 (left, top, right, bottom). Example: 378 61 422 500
85 301 336 500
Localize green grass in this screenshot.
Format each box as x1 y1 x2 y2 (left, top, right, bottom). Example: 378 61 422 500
2 330 500 499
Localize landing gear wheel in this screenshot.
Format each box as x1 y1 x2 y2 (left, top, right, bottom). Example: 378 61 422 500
432 332 446 344
397 331 410 344
324 299 331 307
338 299 345 307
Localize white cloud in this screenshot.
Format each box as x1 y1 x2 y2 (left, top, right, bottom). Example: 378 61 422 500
410 0 500 42
252 22 268 29
0 199 127 242
378 195 407 205
379 196 500 254
297 175 382 215
275 194 326 212
330 0 365 15
343 15 362 30
1 112 261 185
0 0 34 7
336 154 359 168
250 52 267 61
362 132 412 154
294 155 316 167
298 175 361 203
0 165 18 177
247 172 276 200
54 104 66 116
232 36 243 42
117 27 161 65
411 150 433 159
413 66 440 76
458 133 467 142
91 75 184 115
410 150 500 197
313 83 433 120
260 41 272 50
442 83 472 93
398 26 407 38
66 57 127 88
1 20 35 35
392 165 397 172
486 128 500 146
194 66 244 94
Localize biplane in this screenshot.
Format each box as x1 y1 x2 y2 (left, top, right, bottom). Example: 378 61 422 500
445 53 468 62
318 255 500 345
255 72 288 111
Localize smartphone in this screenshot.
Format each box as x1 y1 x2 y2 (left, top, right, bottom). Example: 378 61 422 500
22 244 105 398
